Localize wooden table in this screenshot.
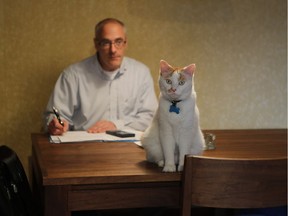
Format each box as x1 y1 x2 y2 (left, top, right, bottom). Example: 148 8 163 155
30 129 287 216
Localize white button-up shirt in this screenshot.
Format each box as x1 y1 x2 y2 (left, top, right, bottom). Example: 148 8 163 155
44 55 158 131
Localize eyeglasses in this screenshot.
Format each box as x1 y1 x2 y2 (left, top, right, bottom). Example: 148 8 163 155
97 39 126 49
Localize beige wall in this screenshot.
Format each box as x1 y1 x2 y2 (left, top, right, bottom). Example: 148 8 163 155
1 0 287 172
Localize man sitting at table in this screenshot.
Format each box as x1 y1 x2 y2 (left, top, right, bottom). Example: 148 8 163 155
44 18 158 135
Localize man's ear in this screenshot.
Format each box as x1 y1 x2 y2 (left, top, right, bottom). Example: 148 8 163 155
93 38 98 50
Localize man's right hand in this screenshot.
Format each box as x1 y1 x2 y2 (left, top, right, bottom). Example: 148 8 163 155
48 118 69 135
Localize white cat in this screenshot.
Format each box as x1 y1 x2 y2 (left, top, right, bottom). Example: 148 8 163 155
141 60 205 172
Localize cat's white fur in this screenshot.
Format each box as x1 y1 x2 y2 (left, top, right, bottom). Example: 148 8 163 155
141 60 205 172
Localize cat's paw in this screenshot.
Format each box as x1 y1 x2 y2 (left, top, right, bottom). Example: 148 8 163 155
162 164 176 172
157 160 164 167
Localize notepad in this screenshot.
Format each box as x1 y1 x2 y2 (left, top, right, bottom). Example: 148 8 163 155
50 130 143 146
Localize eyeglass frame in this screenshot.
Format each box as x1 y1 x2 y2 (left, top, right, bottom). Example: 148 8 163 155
96 38 127 49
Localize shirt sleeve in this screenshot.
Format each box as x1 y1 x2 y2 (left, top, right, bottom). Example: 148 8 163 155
119 68 158 131
43 69 77 131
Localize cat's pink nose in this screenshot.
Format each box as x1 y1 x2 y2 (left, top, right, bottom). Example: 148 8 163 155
169 88 176 92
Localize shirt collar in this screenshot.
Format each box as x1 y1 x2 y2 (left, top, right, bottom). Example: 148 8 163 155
94 53 127 79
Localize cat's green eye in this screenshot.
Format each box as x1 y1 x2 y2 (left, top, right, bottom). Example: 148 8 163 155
166 79 172 84
179 80 185 85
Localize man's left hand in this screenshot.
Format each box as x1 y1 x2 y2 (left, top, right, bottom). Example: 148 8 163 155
87 120 117 133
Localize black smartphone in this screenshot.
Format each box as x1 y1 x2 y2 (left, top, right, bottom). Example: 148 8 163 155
106 130 135 138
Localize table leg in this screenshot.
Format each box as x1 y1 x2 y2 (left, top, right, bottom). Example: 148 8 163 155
44 185 70 216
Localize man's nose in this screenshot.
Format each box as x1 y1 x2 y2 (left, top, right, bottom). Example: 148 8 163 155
109 43 117 53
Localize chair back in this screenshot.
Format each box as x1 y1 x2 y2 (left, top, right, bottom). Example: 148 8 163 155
181 155 287 216
0 145 38 216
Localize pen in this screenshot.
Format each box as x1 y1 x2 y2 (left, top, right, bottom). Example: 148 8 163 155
52 106 64 126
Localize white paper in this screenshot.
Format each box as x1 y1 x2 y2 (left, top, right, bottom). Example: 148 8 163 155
50 130 143 144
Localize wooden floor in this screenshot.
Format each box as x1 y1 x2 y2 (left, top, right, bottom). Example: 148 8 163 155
72 207 218 216
72 206 288 216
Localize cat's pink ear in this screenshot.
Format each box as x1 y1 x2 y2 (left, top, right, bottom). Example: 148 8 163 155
160 60 173 78
183 64 196 77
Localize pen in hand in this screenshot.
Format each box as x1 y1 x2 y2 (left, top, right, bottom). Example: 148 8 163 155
52 106 64 126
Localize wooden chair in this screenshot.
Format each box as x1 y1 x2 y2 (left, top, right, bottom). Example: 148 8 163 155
181 155 287 216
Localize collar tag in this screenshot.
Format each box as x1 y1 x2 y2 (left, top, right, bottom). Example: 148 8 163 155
169 101 181 114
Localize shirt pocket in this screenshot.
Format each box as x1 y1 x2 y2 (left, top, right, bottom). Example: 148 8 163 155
119 90 139 116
